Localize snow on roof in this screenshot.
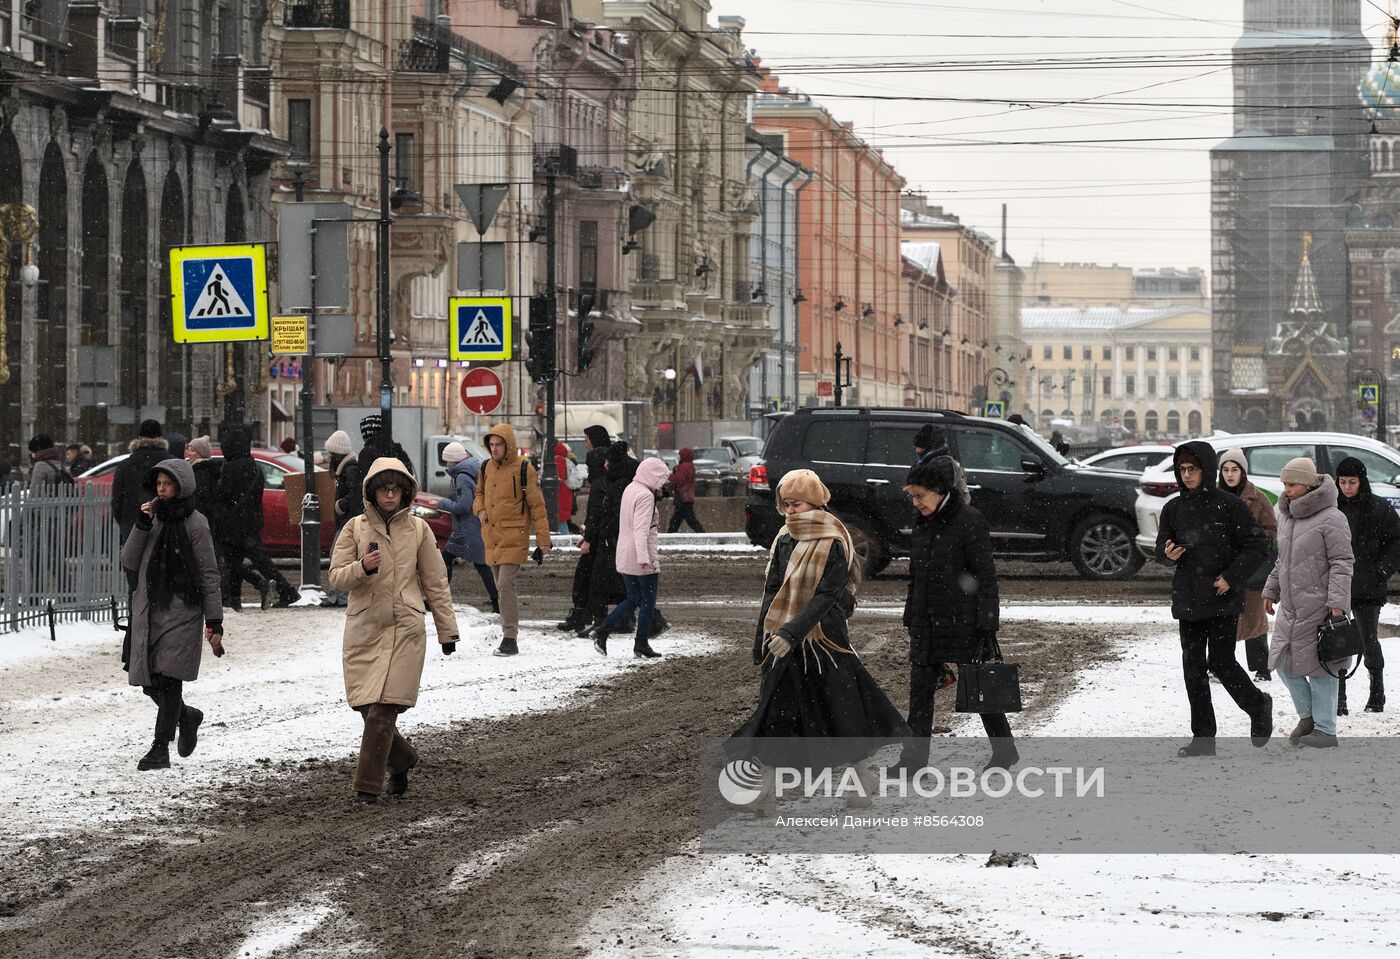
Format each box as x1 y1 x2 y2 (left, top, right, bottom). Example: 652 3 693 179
1020 306 1202 331
901 241 942 275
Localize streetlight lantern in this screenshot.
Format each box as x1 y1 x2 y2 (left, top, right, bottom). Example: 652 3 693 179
20 263 38 287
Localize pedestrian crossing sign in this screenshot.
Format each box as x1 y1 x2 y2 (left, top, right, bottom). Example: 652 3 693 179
1360 383 1380 404
169 243 270 343
449 297 513 361
984 401 1005 419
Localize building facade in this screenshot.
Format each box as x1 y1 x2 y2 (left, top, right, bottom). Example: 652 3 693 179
1 0 283 463
900 243 956 409
1021 307 1213 441
754 72 906 409
1211 0 1368 432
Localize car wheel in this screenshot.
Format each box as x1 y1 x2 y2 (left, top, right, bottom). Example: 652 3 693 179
844 518 891 578
1069 514 1144 581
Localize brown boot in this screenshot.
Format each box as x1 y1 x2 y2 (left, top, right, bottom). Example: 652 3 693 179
354 705 397 797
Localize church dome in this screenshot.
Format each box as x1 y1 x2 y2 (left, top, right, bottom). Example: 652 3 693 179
1360 59 1400 119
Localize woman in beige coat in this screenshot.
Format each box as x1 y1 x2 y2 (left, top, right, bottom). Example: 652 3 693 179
1218 448 1277 682
329 458 458 804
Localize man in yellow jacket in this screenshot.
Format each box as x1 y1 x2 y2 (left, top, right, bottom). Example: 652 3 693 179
473 423 552 655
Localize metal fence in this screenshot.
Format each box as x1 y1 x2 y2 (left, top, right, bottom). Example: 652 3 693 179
0 482 127 635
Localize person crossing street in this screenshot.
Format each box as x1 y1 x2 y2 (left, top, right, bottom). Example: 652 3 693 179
1333 457 1395 715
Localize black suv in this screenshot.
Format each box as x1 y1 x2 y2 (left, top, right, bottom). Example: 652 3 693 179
744 407 1145 581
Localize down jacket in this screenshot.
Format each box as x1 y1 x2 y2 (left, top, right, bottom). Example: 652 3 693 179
1155 441 1270 622
616 458 671 575
471 423 551 566
328 458 457 709
1336 468 1400 605
441 457 486 565
111 436 170 542
120 458 222 687
1263 476 1355 678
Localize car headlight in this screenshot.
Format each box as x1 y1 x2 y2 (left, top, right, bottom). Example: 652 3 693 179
412 505 444 520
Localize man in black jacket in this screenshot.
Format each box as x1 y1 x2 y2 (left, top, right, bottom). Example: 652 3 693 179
1335 457 1400 713
111 419 170 545
215 427 297 609
359 413 415 479
1156 441 1273 756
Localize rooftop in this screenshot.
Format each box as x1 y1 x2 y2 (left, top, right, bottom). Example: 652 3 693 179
1020 306 1206 332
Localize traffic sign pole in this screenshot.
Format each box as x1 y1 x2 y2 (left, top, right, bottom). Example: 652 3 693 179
299 214 322 596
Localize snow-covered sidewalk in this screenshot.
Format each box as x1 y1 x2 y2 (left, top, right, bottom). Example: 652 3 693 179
579 606 1400 958
0 605 714 838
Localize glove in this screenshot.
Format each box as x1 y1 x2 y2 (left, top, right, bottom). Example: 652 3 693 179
442 640 457 656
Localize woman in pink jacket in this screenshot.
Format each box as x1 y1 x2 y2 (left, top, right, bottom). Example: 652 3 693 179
584 456 671 658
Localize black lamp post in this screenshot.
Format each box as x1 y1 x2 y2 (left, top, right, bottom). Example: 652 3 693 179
1357 367 1388 441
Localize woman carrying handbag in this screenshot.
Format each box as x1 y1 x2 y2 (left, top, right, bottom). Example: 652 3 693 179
1263 458 1355 748
901 456 1017 772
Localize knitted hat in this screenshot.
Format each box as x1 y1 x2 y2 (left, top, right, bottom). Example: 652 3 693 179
138 418 163 439
1280 456 1320 487
442 441 468 464
359 413 384 442
1175 448 1202 469
324 430 353 456
1335 456 1367 479
27 434 54 453
605 440 630 462
584 425 611 449
913 423 938 450
1218 447 1246 473
188 435 213 460
775 468 830 510
279 436 298 454
906 455 957 496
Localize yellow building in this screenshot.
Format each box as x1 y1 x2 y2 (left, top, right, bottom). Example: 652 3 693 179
1020 307 1213 441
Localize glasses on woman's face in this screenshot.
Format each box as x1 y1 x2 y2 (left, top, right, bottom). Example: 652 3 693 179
1178 465 1202 476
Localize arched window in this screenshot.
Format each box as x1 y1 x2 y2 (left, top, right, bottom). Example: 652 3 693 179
1188 410 1202 434
1166 410 1181 435
1123 410 1138 435
1040 407 1055 425
1145 410 1160 435
1061 410 1075 426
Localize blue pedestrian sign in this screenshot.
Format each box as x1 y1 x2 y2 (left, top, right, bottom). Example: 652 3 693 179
1359 383 1380 404
449 297 513 361
169 243 270 343
984 400 1005 419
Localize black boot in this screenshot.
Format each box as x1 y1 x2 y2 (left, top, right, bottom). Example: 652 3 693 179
557 608 588 632
649 611 671 639
1338 678 1349 716
1249 692 1273 748
633 640 662 659
259 580 275 611
138 740 170 770
1176 737 1216 758
1365 669 1385 712
177 706 204 758
584 623 610 656
274 581 299 608
494 636 519 657
387 769 410 796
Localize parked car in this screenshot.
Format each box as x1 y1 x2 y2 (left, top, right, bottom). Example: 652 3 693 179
643 449 681 471
692 446 740 479
745 408 1146 580
718 434 764 475
79 449 451 556
1134 431 1400 558
1079 445 1175 475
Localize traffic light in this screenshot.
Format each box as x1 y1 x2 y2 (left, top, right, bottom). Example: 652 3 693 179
525 294 556 384
577 291 597 373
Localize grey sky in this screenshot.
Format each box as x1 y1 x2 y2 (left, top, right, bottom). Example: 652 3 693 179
711 0 1391 275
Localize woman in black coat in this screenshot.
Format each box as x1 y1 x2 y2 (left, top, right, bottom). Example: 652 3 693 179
1335 457 1400 713
902 455 1016 771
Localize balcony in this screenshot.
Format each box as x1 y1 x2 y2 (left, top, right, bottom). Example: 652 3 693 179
284 0 351 29
399 16 526 81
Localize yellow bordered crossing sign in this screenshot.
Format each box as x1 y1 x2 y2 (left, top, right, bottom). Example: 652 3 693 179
449 296 513 361
169 243 270 343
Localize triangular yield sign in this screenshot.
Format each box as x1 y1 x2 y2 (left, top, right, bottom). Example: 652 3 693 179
455 184 509 237
461 310 503 347
189 264 252 319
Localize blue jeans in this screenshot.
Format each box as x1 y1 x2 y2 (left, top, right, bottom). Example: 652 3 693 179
1278 661 1339 735
598 573 658 642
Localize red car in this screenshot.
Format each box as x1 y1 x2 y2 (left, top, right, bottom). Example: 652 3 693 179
79 449 450 556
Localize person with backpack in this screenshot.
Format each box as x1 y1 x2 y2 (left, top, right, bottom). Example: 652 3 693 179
473 423 551 656
666 448 706 533
1334 457 1397 714
439 442 499 613
27 434 70 489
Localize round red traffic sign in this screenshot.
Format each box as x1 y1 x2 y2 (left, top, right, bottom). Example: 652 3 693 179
460 367 504 416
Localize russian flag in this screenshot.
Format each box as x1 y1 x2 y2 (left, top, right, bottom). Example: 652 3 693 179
686 348 704 394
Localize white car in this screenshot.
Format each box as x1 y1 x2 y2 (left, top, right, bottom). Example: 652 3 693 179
1134 432 1400 557
1079 445 1177 475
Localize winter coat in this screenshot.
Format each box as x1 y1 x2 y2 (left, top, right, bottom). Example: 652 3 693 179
112 436 170 543
554 443 574 523
585 451 637 605
1264 477 1354 678
1226 480 1276 641
120 458 222 687
1155 441 1269 622
903 490 999 666
1337 479 1400 605
581 447 610 539
471 423 551 566
28 447 67 489
190 459 223 534
441 458 486 564
214 429 265 542
616 458 670 576
332 452 364 533
327 458 457 709
670 449 697 504
753 536 855 663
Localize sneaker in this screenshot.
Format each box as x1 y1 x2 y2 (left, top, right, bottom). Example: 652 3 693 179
1288 717 1314 745
1249 693 1273 747
1297 730 1339 748
493 636 519 657
176 706 203 758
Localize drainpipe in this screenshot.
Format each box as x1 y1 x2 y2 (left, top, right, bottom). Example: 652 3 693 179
752 149 783 417
791 172 813 411
776 161 802 413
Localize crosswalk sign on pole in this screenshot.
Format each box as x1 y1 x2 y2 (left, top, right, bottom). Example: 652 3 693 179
449 297 513 361
984 401 1005 419
169 243 270 343
1359 383 1380 404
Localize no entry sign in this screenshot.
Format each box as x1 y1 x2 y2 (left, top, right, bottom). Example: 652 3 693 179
460 367 504 416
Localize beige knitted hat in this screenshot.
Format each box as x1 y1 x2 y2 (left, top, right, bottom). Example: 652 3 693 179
1279 456 1320 487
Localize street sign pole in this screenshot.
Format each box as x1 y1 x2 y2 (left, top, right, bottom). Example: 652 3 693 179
378 129 394 451
299 214 322 596
542 172 560 531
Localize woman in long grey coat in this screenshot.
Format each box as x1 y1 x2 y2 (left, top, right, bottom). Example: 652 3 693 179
1263 457 1354 748
121 458 224 770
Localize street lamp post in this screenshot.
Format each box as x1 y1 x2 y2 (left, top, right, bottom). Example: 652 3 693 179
377 129 394 446
982 366 1011 416
833 341 854 407
1357 367 1388 441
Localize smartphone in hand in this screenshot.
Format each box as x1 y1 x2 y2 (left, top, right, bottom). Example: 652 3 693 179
366 541 380 575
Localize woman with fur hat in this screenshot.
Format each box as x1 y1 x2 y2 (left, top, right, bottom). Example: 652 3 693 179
1333 456 1397 714
1218 448 1278 682
728 469 909 813
329 458 459 803
121 458 224 771
1263 457 1354 747
902 455 1016 772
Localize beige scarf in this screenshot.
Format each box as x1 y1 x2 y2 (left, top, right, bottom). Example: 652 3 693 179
762 510 855 663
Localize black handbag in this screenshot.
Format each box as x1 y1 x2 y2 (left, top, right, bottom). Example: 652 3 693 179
1317 614 1364 680
955 637 1023 713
